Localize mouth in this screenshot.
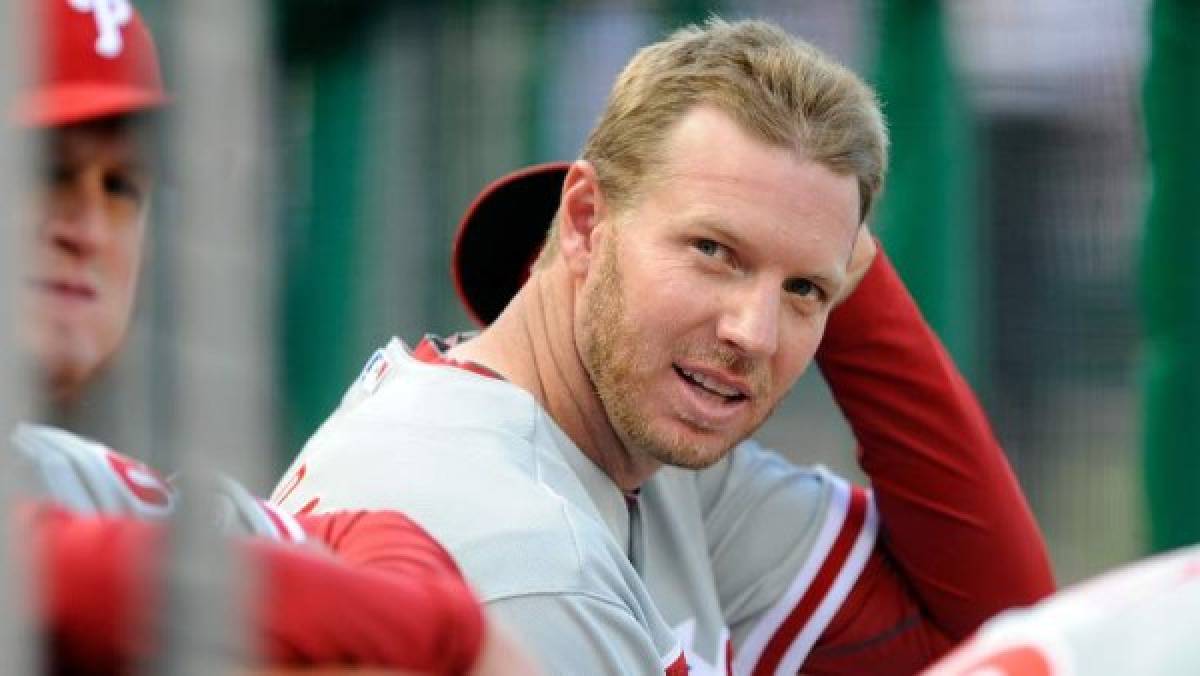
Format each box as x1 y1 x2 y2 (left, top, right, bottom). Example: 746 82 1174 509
30 279 98 302
672 363 749 403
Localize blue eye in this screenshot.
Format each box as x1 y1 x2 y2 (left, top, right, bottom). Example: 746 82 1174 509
694 238 721 257
784 278 818 298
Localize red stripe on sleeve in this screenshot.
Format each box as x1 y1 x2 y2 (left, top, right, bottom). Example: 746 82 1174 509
753 486 870 676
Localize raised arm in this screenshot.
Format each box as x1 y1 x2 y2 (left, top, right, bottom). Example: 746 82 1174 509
805 246 1055 672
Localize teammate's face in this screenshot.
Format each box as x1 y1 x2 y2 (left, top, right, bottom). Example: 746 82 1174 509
22 118 153 401
577 106 860 469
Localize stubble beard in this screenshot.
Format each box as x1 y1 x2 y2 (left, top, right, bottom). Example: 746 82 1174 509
579 234 773 471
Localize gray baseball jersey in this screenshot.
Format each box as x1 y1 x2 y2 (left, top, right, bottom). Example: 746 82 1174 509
272 336 877 675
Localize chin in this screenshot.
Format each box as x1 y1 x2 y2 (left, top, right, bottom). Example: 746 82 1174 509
33 340 107 402
46 355 101 399
656 449 729 471
638 422 741 471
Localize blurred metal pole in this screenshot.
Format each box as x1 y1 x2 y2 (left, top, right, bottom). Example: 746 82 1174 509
160 0 276 672
656 0 719 29
874 0 981 383
1141 0 1200 553
0 0 40 672
281 44 368 458
520 0 553 164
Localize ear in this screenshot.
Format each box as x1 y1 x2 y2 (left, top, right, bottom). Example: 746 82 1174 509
558 160 607 277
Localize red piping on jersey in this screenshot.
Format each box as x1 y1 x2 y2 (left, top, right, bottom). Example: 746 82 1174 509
274 463 306 505
296 496 320 517
412 338 505 381
753 486 870 676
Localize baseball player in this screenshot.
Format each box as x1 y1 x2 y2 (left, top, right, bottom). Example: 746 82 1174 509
14 0 166 407
10 1 538 672
273 18 1055 675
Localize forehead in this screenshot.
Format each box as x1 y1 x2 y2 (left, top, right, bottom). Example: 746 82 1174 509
639 106 859 254
43 116 155 167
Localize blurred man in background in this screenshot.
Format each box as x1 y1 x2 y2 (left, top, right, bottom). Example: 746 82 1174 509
9 1 538 673
275 18 1054 675
15 0 165 409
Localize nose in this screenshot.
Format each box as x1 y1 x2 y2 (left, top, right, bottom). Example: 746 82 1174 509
43 176 107 259
716 278 780 358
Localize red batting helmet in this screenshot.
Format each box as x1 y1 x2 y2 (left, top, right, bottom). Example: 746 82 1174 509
451 162 570 327
12 0 166 127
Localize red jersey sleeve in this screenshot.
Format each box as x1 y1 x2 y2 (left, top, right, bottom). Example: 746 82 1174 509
278 511 485 671
802 248 1055 673
29 505 484 674
30 503 161 675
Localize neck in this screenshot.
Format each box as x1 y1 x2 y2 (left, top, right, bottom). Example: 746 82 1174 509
449 264 659 492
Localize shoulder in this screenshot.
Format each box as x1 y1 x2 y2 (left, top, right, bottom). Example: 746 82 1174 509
333 339 541 441
277 405 637 612
11 423 175 518
283 442 639 608
275 343 544 507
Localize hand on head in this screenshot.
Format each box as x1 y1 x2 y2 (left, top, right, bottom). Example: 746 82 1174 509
837 227 878 307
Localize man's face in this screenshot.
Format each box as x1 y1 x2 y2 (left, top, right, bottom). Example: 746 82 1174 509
577 105 860 469
22 118 153 401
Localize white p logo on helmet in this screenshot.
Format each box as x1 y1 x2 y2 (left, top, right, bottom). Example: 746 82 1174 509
68 0 133 59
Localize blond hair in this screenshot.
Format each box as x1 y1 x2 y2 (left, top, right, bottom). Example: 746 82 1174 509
539 18 887 265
